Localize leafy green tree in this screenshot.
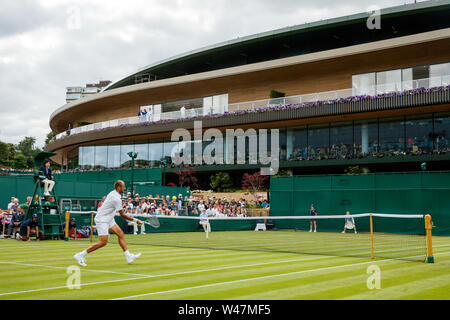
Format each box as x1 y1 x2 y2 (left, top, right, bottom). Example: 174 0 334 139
18 137 37 157
0 142 9 165
44 132 54 146
210 172 233 192
0 142 16 166
16 136 41 168
13 153 28 169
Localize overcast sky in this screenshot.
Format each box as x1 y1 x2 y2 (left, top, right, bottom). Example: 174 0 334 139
0 0 422 148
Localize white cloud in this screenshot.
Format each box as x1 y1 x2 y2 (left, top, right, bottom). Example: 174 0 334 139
0 0 414 148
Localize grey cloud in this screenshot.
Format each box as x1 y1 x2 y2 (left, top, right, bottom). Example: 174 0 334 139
0 0 415 147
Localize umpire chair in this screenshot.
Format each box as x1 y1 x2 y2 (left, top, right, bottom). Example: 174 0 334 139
25 152 64 240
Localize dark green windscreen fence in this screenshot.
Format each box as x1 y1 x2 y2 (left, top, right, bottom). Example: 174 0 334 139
0 169 188 209
270 172 450 236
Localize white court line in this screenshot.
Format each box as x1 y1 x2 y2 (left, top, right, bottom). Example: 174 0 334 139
1 249 449 298
0 255 332 278
0 254 337 296
112 251 450 300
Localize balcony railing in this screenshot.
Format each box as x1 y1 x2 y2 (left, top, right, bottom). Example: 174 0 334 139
51 75 450 142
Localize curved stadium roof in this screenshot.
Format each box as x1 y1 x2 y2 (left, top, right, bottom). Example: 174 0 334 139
104 0 450 91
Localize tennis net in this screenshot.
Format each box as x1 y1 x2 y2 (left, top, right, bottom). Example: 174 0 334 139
67 212 432 262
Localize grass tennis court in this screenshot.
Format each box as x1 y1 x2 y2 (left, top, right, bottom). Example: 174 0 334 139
1 231 450 300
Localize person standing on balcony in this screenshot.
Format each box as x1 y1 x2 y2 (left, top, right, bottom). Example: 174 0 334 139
66 123 72 136
180 105 186 118
190 107 196 118
147 106 153 122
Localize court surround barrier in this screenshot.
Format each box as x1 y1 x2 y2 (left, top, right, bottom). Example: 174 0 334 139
0 170 189 210
270 171 450 236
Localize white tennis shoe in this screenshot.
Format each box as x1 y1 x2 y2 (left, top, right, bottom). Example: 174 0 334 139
73 253 87 267
126 252 141 264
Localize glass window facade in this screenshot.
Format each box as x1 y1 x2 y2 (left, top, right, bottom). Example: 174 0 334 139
434 112 450 153
330 121 353 159
307 123 329 159
405 115 433 154
107 144 121 168
70 112 450 170
352 72 375 96
376 69 402 93
379 117 405 155
352 61 449 94
354 119 379 156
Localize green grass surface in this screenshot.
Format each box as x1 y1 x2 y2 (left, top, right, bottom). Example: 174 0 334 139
0 231 449 300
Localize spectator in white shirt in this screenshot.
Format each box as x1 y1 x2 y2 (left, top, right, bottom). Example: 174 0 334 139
147 106 153 122
198 200 205 213
8 197 15 210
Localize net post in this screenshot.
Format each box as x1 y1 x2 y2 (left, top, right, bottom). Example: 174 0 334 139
370 214 374 259
425 214 434 263
64 211 70 241
90 212 94 243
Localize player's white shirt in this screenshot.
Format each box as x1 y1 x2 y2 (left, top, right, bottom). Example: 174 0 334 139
199 211 209 221
95 190 123 223
198 203 205 211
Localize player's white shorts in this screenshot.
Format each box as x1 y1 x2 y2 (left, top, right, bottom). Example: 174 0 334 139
95 219 117 236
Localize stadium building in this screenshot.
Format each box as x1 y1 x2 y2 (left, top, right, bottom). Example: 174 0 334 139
46 1 450 188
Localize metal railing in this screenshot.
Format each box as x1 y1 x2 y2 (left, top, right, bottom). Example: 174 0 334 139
52 75 450 142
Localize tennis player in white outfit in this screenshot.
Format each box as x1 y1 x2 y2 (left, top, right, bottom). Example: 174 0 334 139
199 209 211 239
342 211 357 234
74 180 143 266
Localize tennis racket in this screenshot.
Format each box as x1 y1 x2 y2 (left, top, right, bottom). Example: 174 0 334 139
345 220 355 229
141 216 160 229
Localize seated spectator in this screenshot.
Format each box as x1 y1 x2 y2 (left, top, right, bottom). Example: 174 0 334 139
8 206 25 237
20 196 32 213
7 197 15 211
0 209 12 235
126 198 135 214
136 199 148 215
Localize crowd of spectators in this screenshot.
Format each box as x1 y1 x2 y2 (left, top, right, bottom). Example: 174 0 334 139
0 196 32 238
112 192 269 218
284 141 450 162
96 192 268 235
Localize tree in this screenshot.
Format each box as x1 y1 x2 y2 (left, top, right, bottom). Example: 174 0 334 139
210 172 233 192
175 165 198 189
17 136 41 169
242 172 269 201
0 142 9 165
13 153 28 169
44 132 54 146
18 136 36 157
0 142 16 167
